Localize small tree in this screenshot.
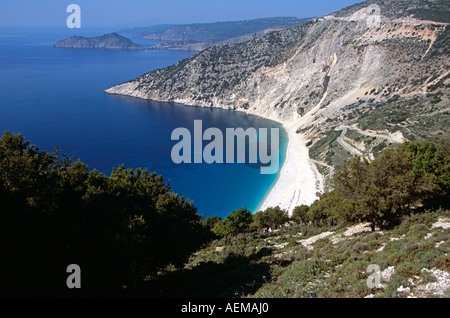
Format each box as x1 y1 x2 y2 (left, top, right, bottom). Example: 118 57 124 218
292 205 310 224
306 190 342 226
399 141 450 199
204 216 222 230
253 206 289 230
332 141 449 230
333 150 416 230
212 207 253 236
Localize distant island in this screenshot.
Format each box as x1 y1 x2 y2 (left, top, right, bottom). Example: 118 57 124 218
54 18 312 52
54 32 145 50
121 17 313 51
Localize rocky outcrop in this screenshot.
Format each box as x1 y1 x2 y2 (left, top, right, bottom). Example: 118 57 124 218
106 0 449 170
331 0 450 23
54 33 145 50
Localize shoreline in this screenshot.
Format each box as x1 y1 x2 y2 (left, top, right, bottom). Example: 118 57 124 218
255 126 289 214
257 123 319 216
104 90 321 216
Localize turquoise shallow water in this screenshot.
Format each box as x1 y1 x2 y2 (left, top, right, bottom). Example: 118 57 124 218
0 27 287 218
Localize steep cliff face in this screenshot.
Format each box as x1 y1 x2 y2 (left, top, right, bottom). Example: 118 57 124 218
331 0 450 23
106 0 449 168
54 33 145 50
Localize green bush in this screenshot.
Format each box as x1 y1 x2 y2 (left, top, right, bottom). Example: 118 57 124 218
212 207 253 236
0 132 210 297
252 206 289 230
292 205 310 223
307 140 450 230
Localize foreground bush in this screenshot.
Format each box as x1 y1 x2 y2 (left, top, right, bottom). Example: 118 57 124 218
212 207 253 237
0 132 209 297
305 140 449 230
252 206 289 230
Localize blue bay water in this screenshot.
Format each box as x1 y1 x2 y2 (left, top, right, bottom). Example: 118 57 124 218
0 28 287 219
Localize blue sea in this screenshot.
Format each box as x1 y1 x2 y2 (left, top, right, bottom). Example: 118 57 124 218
0 27 287 219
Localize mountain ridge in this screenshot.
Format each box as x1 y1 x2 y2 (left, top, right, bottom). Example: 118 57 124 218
122 17 313 51
331 0 450 23
105 0 449 192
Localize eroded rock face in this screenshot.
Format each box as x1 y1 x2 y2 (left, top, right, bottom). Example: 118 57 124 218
106 1 449 145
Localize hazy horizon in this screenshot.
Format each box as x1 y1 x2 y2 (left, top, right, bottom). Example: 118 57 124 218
0 0 363 28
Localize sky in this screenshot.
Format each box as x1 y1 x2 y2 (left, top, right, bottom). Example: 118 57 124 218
0 0 363 28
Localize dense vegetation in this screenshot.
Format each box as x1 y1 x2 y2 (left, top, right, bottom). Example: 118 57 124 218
0 132 210 297
156 139 449 298
303 140 449 229
207 139 449 235
181 207 449 298
0 131 448 297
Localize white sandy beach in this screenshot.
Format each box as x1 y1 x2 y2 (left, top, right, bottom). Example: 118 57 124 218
106 83 323 216
258 123 320 216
